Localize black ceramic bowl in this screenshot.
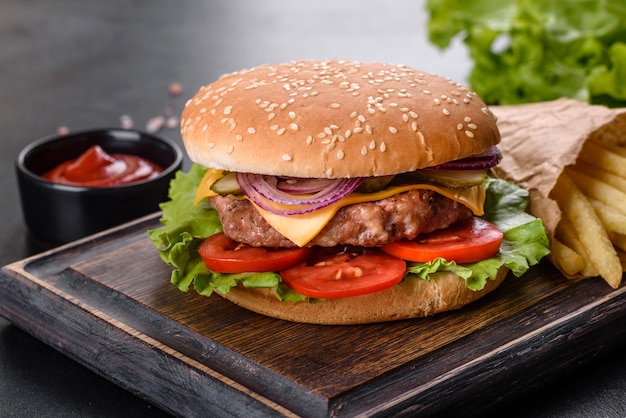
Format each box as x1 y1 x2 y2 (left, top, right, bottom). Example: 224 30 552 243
16 128 183 246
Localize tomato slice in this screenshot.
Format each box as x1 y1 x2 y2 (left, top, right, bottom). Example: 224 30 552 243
381 217 503 263
279 247 407 299
198 232 312 273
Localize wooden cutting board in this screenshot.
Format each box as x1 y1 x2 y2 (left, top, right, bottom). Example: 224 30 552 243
2 213 626 417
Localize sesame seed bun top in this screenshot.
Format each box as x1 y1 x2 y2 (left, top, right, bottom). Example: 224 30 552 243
180 59 501 178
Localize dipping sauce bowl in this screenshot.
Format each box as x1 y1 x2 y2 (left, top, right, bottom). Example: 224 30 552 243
16 128 183 246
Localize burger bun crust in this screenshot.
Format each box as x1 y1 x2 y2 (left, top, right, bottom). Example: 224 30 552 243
181 59 500 178
218 267 508 325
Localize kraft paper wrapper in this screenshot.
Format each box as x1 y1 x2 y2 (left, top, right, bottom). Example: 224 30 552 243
492 98 626 278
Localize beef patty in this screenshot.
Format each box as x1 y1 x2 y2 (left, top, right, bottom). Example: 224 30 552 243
209 189 473 248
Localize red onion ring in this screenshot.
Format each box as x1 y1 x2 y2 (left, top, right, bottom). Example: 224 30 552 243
276 177 338 194
236 173 363 215
430 146 502 170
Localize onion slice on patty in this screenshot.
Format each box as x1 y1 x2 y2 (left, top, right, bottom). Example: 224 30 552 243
236 173 363 215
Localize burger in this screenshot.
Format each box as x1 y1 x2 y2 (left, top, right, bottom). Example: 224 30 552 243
149 60 550 325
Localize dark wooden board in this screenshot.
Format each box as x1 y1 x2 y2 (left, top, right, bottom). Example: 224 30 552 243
2 213 626 417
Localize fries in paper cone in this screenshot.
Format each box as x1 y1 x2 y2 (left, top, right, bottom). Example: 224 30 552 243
493 98 626 288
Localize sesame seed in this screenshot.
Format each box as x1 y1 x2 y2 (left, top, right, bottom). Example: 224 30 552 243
306 135 313 144
202 124 208 132
442 108 450 115
331 103 341 108
353 127 364 134
369 140 376 150
282 154 292 161
290 123 299 131
468 123 477 129
270 124 279 131
223 106 233 115
380 142 387 152
402 114 409 122
289 111 296 120
337 150 345 159
388 126 398 134
365 125 373 134
248 127 256 134
361 146 368 155
227 145 234 154
208 142 215 148
277 127 286 135
235 134 243 141
457 123 463 130
411 121 418 132
465 130 475 138
268 113 276 121
326 168 333 176
464 116 472 122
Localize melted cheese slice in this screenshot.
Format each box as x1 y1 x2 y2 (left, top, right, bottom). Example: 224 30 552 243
195 171 486 247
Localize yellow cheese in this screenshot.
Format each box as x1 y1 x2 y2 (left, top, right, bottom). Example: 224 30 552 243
253 184 485 246
193 168 223 204
195 172 486 247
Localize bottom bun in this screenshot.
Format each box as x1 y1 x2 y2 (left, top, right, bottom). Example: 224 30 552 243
218 267 509 325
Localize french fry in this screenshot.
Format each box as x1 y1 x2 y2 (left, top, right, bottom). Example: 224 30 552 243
572 160 626 195
590 136 626 158
617 250 626 272
589 199 626 236
609 232 626 253
552 173 622 288
579 139 626 179
565 167 626 216
554 214 598 278
550 237 586 277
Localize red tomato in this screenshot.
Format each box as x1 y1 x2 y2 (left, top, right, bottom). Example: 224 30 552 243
198 233 312 273
279 247 407 299
381 217 503 263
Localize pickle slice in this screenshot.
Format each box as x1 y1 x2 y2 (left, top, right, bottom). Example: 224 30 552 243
355 175 396 193
403 169 487 188
210 172 242 195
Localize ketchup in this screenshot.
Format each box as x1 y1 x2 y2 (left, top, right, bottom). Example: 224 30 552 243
42 145 163 187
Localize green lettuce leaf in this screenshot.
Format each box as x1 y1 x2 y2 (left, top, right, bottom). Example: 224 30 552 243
425 0 626 107
148 165 550 299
